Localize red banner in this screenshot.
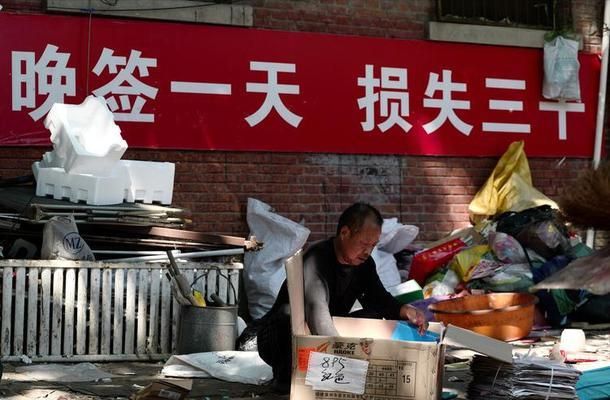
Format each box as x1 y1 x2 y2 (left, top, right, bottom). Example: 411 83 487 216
0 13 601 157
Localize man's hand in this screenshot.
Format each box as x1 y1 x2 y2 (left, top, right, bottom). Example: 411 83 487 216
400 304 429 335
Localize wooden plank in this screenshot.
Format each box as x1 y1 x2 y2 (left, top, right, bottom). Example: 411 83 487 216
13 267 26 356
147 269 161 354
51 269 64 355
218 269 228 304
88 268 101 355
76 268 88 355
172 296 179 353
2 353 169 363
181 268 195 305
137 269 149 354
194 268 207 297
146 226 251 248
124 269 137 354
2 267 13 356
26 268 39 356
113 269 125 354
101 269 112 355
206 268 217 303
160 276 171 353
0 259 235 270
63 268 76 356
229 269 239 306
39 268 51 356
182 269 194 294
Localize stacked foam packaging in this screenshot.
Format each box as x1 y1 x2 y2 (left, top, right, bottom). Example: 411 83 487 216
32 96 175 206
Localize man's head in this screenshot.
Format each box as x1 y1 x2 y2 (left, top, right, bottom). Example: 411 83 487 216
334 203 383 266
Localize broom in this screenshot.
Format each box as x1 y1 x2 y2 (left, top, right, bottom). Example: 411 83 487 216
559 163 610 230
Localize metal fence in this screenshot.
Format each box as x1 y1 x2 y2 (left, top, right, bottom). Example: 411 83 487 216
0 259 241 362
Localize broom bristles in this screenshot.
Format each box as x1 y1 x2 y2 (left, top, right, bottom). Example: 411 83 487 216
560 163 610 230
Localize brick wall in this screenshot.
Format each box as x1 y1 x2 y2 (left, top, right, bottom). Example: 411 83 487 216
0 0 606 245
251 0 432 39
573 0 604 53
0 147 592 242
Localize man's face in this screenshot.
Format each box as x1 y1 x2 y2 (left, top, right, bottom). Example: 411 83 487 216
337 219 381 266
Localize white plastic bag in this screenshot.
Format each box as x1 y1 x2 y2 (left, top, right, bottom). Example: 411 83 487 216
372 218 419 289
162 351 272 385
543 36 581 101
243 198 310 320
41 216 94 261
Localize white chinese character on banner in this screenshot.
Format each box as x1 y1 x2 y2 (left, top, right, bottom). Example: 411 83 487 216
11 44 76 121
482 78 530 133
245 61 302 128
423 69 472 136
539 100 585 140
92 48 158 122
357 65 411 133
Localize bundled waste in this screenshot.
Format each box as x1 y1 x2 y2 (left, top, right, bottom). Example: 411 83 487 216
397 141 609 329
468 354 581 399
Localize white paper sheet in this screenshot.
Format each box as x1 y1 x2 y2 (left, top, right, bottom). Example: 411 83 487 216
305 352 369 394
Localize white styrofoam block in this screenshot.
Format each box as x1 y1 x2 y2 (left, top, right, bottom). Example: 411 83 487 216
32 161 126 206
32 160 175 206
120 160 175 205
40 151 59 169
44 96 127 176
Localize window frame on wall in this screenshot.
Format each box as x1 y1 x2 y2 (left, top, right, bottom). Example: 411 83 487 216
430 0 575 48
436 0 557 30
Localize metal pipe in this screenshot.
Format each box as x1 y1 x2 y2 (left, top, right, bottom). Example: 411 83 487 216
586 0 610 249
92 250 171 255
108 248 244 263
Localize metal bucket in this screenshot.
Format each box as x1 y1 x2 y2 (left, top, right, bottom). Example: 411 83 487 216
176 305 238 354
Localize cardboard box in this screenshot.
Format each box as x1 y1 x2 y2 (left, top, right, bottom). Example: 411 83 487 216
388 279 424 305
285 251 513 400
131 378 192 400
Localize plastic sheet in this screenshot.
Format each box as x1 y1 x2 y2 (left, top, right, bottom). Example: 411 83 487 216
243 198 310 319
468 141 557 224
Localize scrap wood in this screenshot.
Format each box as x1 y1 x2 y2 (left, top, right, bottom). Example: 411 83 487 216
0 185 189 226
81 226 262 250
146 227 262 250
165 250 199 306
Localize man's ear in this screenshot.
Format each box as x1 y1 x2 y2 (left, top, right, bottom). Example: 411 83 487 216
339 225 350 239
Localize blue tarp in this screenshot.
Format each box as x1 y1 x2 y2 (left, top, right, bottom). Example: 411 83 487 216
576 366 610 400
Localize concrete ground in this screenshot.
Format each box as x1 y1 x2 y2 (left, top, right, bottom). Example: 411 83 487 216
1 330 608 400
0 361 286 400
0 359 470 400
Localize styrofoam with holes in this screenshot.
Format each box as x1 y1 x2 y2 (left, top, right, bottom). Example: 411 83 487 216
44 95 127 176
32 160 175 206
121 160 175 205
32 161 126 205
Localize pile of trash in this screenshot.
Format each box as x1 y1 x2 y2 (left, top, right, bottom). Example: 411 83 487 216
388 141 608 328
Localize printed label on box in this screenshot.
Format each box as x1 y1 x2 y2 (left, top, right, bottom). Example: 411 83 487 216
305 352 369 394
310 359 417 400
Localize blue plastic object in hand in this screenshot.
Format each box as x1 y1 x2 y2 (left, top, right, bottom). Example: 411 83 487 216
391 321 440 342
